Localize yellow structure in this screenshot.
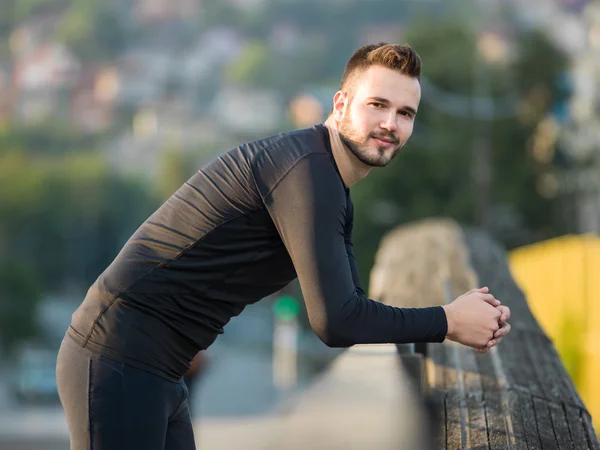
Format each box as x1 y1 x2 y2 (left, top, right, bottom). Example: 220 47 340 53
509 234 600 431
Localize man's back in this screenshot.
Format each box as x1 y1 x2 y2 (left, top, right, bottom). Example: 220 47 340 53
68 124 347 380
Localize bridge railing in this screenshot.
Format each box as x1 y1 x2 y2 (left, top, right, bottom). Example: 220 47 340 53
275 218 599 450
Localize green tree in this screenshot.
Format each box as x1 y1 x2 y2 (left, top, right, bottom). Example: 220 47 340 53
0 262 41 353
0 119 101 156
56 0 127 61
225 40 272 87
156 147 194 202
0 146 157 314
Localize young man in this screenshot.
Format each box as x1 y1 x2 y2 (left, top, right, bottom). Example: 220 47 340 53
56 43 511 450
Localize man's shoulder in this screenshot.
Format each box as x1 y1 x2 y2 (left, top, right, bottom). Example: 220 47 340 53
217 125 328 172
249 124 334 193
250 124 328 156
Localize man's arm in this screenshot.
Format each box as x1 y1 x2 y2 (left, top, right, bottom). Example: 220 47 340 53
343 198 367 299
262 153 448 347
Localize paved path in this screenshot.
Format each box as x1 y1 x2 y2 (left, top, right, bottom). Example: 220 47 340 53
0 409 280 450
0 437 69 450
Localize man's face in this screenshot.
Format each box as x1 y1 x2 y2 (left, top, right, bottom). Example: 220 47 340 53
335 65 421 167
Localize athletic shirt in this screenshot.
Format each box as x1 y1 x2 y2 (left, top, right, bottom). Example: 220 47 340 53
68 124 448 382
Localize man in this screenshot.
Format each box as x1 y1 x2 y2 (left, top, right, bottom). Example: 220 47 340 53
56 43 511 450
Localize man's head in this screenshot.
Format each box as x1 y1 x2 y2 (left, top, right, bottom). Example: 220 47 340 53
332 43 422 167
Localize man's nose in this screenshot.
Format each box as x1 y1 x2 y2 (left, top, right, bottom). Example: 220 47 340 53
380 114 398 132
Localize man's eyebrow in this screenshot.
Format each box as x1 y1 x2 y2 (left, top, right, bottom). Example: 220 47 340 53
367 97 418 115
368 96 390 105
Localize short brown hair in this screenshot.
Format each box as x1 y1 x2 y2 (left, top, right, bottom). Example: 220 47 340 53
339 43 421 91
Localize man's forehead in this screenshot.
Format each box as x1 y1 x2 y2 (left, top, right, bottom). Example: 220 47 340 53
352 66 421 103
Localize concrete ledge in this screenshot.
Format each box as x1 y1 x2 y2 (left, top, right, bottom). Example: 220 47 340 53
272 344 432 450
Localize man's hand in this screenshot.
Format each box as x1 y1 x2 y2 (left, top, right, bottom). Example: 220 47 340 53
477 303 511 354
442 287 503 350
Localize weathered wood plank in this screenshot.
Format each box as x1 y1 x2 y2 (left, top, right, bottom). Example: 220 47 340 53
461 227 541 330
565 406 590 450
475 350 515 449
533 332 585 409
548 402 576 450
581 411 600 450
506 390 535 450
446 345 467 450
459 346 483 400
523 330 574 405
484 392 512 449
462 227 599 448
474 350 501 393
466 396 489 449
501 329 545 398
533 396 560 449
445 392 465 450
457 346 489 448
515 394 543 450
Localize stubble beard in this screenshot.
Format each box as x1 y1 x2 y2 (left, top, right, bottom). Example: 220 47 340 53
338 116 402 168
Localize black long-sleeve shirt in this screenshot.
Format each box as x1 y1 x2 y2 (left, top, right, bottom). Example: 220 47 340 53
68 124 447 382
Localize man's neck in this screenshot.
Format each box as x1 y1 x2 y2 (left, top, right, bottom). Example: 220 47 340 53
323 116 372 188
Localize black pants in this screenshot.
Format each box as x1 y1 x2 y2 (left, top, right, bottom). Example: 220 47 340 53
56 333 196 450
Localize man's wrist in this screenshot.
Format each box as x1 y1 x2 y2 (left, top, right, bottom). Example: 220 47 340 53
441 304 454 339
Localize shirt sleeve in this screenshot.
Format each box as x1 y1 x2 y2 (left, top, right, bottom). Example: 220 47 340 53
263 153 448 347
343 197 367 299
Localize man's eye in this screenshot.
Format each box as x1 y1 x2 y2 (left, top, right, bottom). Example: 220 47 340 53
370 103 384 108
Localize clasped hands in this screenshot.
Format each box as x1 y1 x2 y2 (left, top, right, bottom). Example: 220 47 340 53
441 286 512 354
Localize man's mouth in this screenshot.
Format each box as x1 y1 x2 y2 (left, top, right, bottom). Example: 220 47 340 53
372 135 398 146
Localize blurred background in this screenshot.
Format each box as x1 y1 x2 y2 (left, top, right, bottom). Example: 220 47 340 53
0 0 598 448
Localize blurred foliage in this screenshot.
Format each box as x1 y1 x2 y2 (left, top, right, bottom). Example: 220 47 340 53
0 148 153 288
0 0 127 61
0 120 102 156
56 0 128 61
0 0 69 29
0 261 41 354
0 121 158 351
225 40 272 86
156 147 197 202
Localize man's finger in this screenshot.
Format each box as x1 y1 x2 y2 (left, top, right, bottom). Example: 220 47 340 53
494 322 511 339
479 293 501 306
465 287 489 296
487 336 503 347
496 305 511 322
476 347 489 354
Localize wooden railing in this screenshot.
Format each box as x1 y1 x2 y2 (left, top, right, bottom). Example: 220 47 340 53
276 219 599 450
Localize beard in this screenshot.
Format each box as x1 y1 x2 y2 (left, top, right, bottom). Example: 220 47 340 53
338 115 403 167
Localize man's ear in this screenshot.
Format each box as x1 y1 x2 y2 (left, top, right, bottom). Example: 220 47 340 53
332 91 347 122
